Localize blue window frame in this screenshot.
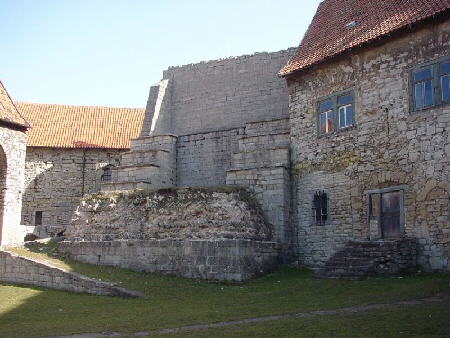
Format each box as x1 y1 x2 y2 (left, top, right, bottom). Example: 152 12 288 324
317 90 354 136
410 56 450 111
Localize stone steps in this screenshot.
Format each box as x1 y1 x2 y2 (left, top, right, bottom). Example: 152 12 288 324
101 134 177 192
120 149 171 167
314 239 417 279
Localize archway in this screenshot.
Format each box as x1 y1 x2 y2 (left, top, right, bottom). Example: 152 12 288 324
0 145 6 245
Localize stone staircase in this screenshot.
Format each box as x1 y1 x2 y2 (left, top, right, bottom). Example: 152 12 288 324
102 134 177 191
314 239 417 279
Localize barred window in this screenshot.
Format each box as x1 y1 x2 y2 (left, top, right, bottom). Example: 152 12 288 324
101 165 112 182
312 191 328 225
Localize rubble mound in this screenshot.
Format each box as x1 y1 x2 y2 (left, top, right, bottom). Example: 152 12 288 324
66 187 273 241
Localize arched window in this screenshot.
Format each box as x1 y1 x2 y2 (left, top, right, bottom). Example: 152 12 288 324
312 191 328 225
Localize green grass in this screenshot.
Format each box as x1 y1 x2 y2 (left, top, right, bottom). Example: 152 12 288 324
151 303 450 338
0 244 449 337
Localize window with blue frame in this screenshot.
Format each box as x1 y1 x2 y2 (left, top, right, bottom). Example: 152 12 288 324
440 60 450 103
411 56 450 111
317 91 354 136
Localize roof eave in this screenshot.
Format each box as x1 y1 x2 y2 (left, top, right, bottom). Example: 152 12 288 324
279 8 450 79
0 118 30 131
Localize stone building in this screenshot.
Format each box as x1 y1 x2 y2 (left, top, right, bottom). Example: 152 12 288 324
102 0 449 274
17 103 145 235
279 0 450 272
0 81 29 246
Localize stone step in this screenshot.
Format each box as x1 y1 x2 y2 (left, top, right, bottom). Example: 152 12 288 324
130 135 177 152
314 239 416 279
121 149 175 167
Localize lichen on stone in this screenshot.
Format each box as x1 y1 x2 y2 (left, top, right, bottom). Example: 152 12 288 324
67 186 273 242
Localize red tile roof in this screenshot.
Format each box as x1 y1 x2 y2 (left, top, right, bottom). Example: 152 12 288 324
0 81 29 128
17 102 145 149
279 0 450 76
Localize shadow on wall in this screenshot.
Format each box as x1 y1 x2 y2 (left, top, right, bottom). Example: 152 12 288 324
20 149 119 238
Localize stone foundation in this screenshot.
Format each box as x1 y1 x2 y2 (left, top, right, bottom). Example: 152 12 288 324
58 239 279 282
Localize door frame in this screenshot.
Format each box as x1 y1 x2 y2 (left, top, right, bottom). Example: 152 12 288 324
365 185 407 239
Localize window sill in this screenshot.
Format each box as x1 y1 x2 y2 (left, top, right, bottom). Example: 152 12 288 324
317 125 357 138
410 100 449 114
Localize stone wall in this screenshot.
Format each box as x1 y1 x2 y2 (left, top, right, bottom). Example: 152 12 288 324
58 239 279 282
226 119 293 259
177 128 242 187
287 20 450 271
0 125 27 246
102 135 177 192
22 147 123 235
141 48 296 136
0 250 139 297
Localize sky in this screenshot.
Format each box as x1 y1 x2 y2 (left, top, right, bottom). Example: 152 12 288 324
1 0 320 108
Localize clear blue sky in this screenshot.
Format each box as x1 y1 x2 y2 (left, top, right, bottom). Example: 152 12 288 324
1 0 320 108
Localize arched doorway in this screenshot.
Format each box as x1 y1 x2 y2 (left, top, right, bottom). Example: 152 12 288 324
0 145 6 245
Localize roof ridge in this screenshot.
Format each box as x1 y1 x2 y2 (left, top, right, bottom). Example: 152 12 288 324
279 0 450 77
16 101 145 110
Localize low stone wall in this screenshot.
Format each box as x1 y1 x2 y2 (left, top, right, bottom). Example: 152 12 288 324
0 250 140 297
58 239 279 282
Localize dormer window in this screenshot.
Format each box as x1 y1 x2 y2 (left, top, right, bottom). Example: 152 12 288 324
345 20 357 29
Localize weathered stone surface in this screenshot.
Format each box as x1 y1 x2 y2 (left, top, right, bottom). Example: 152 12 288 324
287 19 450 271
66 187 273 242
142 48 296 136
0 250 140 297
315 240 417 279
22 148 123 235
58 239 279 282
0 125 27 246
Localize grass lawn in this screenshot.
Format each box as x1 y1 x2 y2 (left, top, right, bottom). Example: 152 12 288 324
151 302 450 338
0 244 449 337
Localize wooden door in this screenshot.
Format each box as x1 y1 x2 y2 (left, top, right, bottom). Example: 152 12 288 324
380 191 401 239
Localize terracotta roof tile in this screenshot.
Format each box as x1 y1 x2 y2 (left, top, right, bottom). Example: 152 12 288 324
0 81 29 128
279 0 450 76
17 102 145 149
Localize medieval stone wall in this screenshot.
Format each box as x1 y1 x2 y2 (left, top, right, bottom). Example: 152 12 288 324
288 20 450 271
0 125 27 246
22 147 123 234
58 239 279 282
177 128 242 187
0 250 139 297
141 48 296 136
